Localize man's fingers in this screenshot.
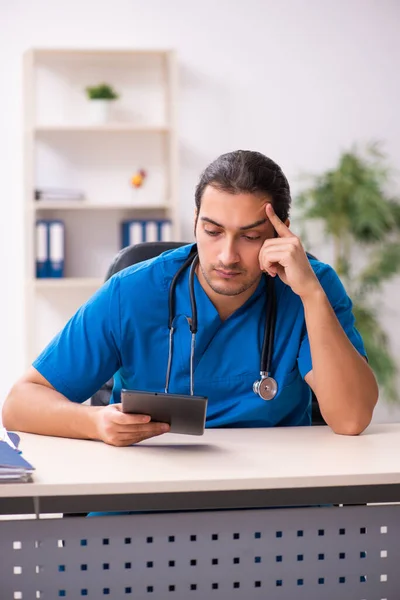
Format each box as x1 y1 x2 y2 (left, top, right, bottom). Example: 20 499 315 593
106 430 168 447
115 422 170 434
109 405 151 425
117 429 168 440
262 250 288 260
117 413 152 425
261 241 296 252
266 203 292 238
97 404 171 447
259 248 288 278
260 250 288 268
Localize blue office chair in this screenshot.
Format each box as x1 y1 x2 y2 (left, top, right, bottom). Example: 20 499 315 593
91 242 326 426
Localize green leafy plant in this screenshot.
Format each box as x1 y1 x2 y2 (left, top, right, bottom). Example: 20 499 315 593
85 83 119 100
297 142 400 402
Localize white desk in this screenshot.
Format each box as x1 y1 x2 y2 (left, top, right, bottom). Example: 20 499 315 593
1 424 399 599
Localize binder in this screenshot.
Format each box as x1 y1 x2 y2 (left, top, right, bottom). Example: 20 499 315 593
35 188 84 201
120 219 174 247
145 220 158 243
48 220 65 278
121 220 145 248
0 440 35 483
121 221 130 248
7 432 20 448
130 221 144 245
36 220 49 278
159 219 172 242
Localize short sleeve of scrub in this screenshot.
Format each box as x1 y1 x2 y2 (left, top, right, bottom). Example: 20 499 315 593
32 275 122 403
297 265 367 379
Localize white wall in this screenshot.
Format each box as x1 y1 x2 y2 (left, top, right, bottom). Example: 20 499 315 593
1 0 400 420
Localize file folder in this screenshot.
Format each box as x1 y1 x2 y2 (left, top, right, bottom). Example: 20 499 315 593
121 220 145 249
145 220 158 243
0 440 35 483
121 218 174 248
48 220 65 278
159 219 172 242
130 221 144 245
35 187 84 201
36 220 49 278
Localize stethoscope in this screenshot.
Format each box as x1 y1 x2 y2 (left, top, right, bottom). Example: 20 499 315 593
164 246 278 401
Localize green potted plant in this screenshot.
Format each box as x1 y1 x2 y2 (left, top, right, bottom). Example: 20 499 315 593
85 83 120 124
297 143 400 402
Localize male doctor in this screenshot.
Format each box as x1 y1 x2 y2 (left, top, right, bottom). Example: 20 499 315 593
3 150 378 445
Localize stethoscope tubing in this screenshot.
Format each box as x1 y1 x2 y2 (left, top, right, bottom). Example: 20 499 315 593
165 247 277 399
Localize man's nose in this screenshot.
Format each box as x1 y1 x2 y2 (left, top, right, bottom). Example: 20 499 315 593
219 240 240 266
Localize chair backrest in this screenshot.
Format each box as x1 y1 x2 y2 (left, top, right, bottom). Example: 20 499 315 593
91 242 326 426
105 241 188 280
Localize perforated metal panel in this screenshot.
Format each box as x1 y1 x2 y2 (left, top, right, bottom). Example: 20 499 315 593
0 505 398 599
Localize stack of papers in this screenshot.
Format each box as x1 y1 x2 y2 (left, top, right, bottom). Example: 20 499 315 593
0 432 35 483
35 188 85 201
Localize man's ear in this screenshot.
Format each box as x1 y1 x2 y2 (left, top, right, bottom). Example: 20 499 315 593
285 218 290 228
194 209 198 238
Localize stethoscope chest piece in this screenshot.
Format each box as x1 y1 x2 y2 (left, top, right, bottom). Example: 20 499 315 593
253 373 278 401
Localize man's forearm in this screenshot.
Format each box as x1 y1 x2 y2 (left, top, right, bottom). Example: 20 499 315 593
302 287 378 435
2 382 101 439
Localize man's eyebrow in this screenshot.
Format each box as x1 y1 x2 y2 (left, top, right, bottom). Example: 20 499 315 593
200 216 268 230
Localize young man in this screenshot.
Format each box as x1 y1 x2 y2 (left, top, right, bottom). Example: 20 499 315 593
2 151 378 445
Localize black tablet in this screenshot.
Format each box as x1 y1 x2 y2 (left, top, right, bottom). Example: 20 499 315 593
121 389 208 436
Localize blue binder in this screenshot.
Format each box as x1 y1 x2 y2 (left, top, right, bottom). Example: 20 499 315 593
36 220 49 278
121 220 145 249
0 440 35 482
35 220 65 278
120 219 173 248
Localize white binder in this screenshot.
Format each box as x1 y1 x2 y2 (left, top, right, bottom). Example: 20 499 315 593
129 221 144 245
48 221 65 277
145 220 159 243
160 220 172 242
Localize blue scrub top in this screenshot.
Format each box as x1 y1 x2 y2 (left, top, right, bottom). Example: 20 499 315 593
33 243 366 428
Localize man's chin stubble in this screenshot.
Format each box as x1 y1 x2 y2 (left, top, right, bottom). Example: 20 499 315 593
206 275 259 297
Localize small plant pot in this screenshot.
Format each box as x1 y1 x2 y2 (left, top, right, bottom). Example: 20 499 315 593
88 99 113 124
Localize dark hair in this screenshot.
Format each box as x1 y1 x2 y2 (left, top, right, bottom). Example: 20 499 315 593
194 150 291 221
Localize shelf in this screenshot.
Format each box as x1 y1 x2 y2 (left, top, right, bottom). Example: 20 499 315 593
34 124 170 134
31 48 172 58
32 278 103 290
32 202 169 211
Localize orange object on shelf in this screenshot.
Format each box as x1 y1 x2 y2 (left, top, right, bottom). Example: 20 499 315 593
130 169 147 188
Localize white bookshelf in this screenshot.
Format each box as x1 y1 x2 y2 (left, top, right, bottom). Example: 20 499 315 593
24 48 179 366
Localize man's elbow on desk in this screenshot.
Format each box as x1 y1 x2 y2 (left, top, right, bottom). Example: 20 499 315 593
328 414 374 437
308 373 379 437
322 391 378 437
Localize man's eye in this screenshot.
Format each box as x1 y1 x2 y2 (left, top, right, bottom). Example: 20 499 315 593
243 235 261 241
205 230 220 236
